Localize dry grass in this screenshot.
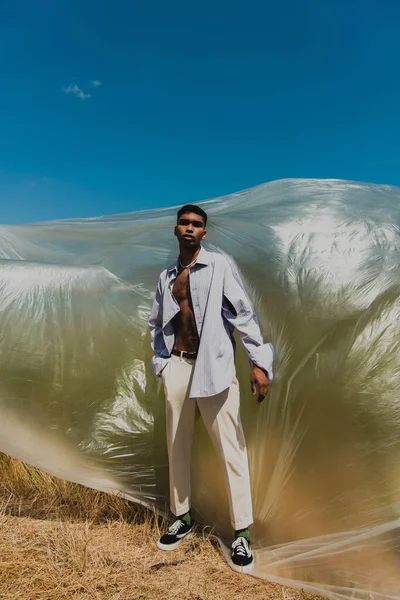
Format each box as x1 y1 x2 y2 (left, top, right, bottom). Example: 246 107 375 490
0 453 312 600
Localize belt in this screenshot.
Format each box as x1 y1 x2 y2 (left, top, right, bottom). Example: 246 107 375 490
171 349 198 359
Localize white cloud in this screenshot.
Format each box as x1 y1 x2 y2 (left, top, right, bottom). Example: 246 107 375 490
63 83 92 100
90 80 102 87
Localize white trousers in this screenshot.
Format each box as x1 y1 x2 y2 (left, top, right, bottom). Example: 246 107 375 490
161 354 253 530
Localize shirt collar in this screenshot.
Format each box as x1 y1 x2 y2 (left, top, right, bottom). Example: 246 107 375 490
167 245 210 274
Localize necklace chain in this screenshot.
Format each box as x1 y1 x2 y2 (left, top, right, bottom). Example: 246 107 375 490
179 256 198 269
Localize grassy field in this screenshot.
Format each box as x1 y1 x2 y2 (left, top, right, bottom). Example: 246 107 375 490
0 453 315 600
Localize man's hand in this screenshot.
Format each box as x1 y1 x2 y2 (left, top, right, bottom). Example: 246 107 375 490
250 365 270 403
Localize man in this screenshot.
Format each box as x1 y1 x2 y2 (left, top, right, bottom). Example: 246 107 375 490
148 204 274 571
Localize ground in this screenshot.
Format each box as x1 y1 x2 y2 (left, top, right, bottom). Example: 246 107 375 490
0 454 317 600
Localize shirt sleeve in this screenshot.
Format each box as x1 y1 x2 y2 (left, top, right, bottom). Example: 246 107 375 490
221 258 274 381
148 273 170 379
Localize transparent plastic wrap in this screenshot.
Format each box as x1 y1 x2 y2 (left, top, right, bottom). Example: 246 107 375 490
0 178 400 599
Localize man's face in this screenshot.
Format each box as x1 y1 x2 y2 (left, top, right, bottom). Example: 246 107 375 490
174 212 206 247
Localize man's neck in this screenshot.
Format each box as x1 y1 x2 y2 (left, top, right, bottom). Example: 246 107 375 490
179 245 201 267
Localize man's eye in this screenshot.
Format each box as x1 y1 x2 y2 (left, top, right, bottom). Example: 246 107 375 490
179 219 203 227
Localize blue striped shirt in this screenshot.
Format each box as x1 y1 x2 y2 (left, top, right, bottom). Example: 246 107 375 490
148 246 274 398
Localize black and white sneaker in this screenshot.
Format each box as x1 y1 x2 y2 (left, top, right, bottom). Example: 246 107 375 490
157 518 193 551
231 536 254 571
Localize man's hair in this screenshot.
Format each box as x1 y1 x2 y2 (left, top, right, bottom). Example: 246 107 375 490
177 204 207 227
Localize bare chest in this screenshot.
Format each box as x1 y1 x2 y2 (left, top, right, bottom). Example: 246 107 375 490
172 270 191 304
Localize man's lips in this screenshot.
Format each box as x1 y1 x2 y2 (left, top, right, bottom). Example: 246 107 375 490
182 235 194 240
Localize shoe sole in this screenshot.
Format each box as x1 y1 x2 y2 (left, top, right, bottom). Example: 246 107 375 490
229 559 254 574
156 531 193 551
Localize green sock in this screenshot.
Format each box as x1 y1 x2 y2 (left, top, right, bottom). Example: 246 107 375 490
235 527 250 541
178 511 192 526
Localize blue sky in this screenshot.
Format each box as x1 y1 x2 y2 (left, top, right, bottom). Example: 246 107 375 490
1 0 400 224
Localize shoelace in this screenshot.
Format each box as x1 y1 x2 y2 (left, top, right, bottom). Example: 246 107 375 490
232 536 250 556
168 519 186 535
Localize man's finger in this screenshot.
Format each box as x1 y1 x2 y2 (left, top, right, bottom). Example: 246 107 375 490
257 385 269 403
251 380 256 395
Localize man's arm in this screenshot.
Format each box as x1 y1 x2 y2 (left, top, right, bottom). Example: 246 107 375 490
222 257 274 402
148 274 170 379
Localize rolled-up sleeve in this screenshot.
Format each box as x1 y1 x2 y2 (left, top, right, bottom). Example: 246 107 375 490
222 259 274 381
148 274 170 379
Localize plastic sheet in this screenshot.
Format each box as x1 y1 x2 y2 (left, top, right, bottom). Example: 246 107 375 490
1 178 400 599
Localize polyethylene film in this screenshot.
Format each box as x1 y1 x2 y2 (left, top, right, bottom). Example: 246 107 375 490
1 178 400 599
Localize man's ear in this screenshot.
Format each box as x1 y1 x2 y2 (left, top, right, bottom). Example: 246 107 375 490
174 225 178 237
202 229 207 240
